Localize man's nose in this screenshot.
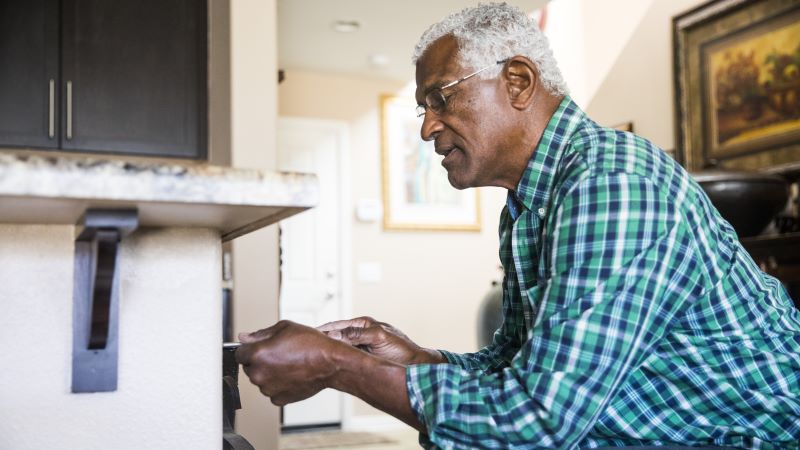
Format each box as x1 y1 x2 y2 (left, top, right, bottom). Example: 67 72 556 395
420 111 443 142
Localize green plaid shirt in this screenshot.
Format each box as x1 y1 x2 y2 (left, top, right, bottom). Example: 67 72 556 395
406 97 800 449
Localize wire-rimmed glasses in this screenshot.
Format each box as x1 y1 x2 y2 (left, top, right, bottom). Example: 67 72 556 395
415 59 508 118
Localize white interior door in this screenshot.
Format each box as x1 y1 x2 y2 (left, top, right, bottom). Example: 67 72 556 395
278 117 348 428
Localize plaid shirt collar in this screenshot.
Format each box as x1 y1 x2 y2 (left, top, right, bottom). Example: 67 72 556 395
509 96 585 218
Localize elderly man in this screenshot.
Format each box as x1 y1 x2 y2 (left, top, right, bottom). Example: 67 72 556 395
236 3 800 449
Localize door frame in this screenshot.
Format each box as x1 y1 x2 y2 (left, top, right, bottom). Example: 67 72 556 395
277 116 353 428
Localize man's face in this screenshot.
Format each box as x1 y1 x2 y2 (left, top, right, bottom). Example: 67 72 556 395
415 35 513 190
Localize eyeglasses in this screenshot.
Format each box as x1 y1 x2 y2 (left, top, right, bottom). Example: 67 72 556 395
416 59 508 118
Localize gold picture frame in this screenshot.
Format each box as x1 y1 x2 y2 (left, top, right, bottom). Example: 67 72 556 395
673 0 800 173
380 94 481 232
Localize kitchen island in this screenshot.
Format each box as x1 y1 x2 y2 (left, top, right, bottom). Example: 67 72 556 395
0 153 317 449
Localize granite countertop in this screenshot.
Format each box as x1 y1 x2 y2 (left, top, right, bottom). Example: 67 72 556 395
0 153 318 240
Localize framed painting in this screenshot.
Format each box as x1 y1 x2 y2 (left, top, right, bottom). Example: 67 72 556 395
673 0 800 173
380 94 481 231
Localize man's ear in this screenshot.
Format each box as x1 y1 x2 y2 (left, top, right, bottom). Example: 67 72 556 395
502 56 537 110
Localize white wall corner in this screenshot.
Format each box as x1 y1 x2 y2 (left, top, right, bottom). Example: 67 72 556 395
545 0 588 106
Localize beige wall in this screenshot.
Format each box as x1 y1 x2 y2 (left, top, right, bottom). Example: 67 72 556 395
228 0 281 447
548 0 707 151
208 0 231 167
279 70 507 419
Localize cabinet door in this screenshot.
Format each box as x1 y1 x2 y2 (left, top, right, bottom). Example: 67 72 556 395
0 0 59 149
61 0 207 158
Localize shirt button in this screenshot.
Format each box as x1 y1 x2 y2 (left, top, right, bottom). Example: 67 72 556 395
537 207 546 217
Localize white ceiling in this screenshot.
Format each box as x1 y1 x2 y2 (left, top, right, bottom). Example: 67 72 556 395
277 0 548 82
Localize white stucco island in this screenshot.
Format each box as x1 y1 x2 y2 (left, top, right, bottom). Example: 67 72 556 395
0 152 318 449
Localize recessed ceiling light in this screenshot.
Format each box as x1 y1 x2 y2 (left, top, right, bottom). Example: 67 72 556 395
368 54 390 67
332 20 360 33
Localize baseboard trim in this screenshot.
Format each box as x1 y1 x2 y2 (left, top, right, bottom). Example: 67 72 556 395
281 422 340 434
343 414 408 432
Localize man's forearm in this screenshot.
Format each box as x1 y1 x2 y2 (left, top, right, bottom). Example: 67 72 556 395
327 348 428 433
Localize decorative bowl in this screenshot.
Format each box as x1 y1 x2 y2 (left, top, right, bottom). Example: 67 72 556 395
692 170 789 237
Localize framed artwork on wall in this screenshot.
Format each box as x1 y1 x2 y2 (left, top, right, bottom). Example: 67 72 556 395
673 0 800 173
380 94 481 231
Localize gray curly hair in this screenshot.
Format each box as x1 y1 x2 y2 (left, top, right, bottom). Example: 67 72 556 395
412 2 568 96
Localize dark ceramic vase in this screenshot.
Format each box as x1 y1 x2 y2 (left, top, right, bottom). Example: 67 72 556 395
477 281 504 348
692 170 789 237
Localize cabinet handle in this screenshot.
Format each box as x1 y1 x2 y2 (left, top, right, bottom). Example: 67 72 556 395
66 81 73 140
48 80 55 139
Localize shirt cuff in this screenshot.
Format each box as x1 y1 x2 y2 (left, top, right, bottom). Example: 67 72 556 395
436 349 464 365
406 363 466 446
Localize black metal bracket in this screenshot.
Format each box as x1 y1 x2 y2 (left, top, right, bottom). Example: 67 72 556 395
223 342 255 450
71 209 138 393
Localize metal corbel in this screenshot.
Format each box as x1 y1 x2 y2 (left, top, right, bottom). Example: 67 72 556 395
71 208 138 393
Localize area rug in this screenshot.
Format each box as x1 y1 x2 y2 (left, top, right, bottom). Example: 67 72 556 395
280 430 396 449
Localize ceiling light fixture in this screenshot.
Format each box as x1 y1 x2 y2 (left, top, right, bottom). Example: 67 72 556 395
332 20 360 33
368 54 390 67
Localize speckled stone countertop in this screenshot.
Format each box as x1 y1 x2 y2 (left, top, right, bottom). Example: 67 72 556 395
0 153 318 240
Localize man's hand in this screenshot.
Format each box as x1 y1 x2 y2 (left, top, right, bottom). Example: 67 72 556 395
317 316 445 365
237 319 430 433
235 320 356 406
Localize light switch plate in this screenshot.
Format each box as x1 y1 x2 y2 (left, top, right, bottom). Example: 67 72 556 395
356 262 382 283
355 198 382 223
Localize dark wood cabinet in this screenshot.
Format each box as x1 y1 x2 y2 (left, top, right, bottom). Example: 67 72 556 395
0 0 207 159
0 0 59 149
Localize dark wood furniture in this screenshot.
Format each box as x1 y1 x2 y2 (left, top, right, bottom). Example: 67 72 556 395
742 232 800 308
0 0 207 159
